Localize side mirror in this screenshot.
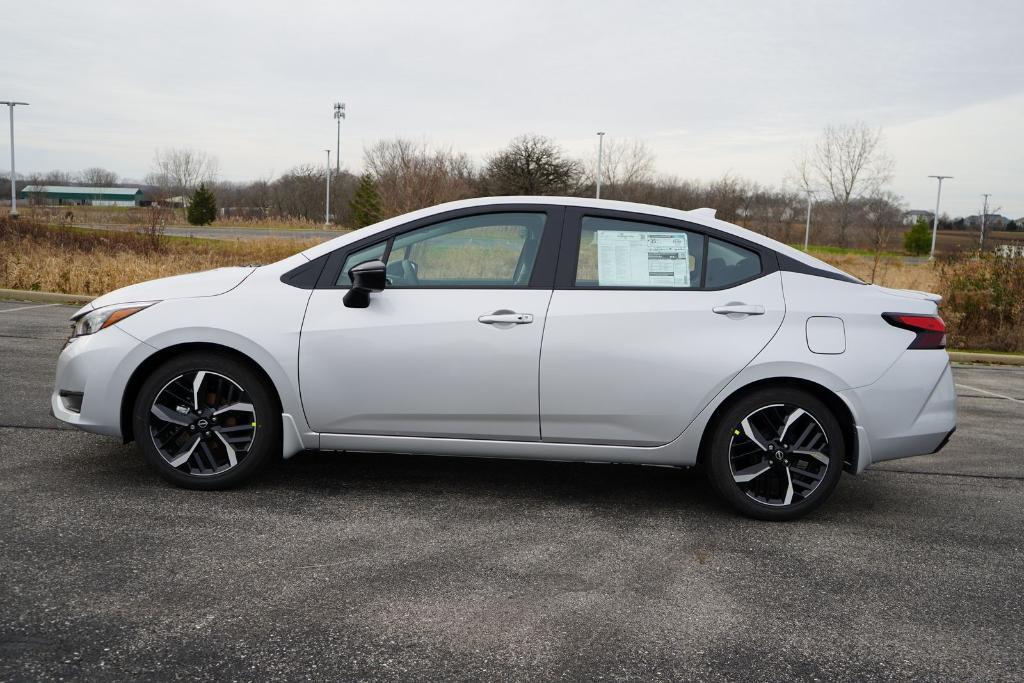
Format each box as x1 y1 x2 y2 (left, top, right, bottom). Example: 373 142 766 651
343 259 387 308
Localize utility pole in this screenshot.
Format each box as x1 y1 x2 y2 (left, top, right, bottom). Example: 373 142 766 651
803 189 816 251
595 131 605 199
324 149 331 226
333 102 345 175
927 175 952 260
1 101 29 218
980 193 990 249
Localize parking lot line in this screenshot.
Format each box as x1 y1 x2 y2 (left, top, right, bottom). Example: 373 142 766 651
956 383 1022 404
0 303 61 313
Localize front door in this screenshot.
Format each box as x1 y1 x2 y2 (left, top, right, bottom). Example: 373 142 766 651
540 211 786 446
299 210 559 440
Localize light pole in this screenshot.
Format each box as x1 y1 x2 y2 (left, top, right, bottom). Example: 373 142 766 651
927 175 952 260
595 131 605 199
803 189 816 251
980 193 990 248
1 101 29 218
324 149 331 226
333 102 345 175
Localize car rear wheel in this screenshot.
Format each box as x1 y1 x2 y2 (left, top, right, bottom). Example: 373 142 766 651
705 387 844 521
132 352 280 489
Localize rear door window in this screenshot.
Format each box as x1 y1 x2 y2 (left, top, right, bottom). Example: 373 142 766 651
575 216 705 288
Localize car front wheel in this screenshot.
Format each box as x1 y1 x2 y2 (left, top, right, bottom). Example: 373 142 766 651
132 352 280 489
705 387 844 521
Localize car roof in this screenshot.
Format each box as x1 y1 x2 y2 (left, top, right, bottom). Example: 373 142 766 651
298 195 851 277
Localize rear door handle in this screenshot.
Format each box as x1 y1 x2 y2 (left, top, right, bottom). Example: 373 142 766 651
478 312 534 325
713 303 765 316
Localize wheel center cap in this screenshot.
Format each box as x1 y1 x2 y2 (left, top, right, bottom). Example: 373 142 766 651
197 418 209 429
774 450 785 460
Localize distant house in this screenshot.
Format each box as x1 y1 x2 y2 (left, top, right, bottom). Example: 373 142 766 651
901 210 934 225
20 185 143 207
964 214 1009 229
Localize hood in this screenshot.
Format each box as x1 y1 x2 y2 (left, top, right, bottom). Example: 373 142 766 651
85 266 257 311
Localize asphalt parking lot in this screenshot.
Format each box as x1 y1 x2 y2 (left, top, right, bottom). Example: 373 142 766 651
2 300 1022 681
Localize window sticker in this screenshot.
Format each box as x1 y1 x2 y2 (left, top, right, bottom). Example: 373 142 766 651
596 230 690 287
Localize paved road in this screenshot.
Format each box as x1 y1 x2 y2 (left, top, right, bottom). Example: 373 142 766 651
71 222 349 241
2 301 1022 681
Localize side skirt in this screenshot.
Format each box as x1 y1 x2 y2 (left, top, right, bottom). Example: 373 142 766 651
317 432 693 466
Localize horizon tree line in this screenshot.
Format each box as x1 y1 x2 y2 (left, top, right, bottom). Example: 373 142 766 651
6 123 1001 249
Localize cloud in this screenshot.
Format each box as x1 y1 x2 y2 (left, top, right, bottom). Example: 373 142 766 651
3 0 1022 215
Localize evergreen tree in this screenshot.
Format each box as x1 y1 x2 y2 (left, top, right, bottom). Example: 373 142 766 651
187 183 217 226
903 218 932 256
349 173 383 227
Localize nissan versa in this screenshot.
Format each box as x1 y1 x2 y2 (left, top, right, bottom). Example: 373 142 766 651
52 197 957 520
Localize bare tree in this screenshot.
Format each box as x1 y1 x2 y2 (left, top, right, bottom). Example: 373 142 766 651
860 191 903 282
147 147 220 201
269 164 328 221
584 138 656 200
794 122 894 246
78 167 119 186
482 134 581 196
38 170 75 185
364 138 475 217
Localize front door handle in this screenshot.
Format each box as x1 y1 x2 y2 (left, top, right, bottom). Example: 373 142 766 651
713 303 765 316
478 311 534 325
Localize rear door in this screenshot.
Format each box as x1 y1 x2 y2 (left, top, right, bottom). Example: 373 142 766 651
539 208 785 446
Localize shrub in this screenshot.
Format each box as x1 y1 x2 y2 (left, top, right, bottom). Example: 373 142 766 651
936 253 1024 352
349 173 382 228
187 183 217 226
903 218 932 256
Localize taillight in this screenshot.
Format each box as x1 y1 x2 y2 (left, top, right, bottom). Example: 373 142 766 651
882 313 946 350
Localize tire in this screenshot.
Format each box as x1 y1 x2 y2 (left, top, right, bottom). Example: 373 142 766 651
704 387 844 521
132 351 281 489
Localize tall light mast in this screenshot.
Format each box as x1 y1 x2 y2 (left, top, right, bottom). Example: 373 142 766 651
927 175 952 260
1 101 29 218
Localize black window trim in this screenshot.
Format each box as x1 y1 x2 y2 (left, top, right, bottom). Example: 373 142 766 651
282 202 861 291
555 206 779 292
304 204 566 291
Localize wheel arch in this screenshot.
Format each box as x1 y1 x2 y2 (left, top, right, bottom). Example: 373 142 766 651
696 376 860 473
120 342 283 443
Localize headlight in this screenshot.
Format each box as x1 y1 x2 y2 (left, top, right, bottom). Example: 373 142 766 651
70 302 158 338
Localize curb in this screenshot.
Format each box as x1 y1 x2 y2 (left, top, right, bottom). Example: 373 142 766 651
0 288 95 305
948 351 1024 366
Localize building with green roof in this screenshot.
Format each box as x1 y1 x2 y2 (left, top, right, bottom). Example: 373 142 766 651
20 185 144 207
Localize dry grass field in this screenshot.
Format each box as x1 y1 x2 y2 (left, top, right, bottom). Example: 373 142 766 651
4 204 324 231
935 229 1024 256
0 219 316 296
4 218 1020 351
811 251 938 291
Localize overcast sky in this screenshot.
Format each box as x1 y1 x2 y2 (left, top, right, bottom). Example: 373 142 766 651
4 0 1023 217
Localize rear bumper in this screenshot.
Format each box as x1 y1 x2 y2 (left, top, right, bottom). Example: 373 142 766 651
841 351 957 469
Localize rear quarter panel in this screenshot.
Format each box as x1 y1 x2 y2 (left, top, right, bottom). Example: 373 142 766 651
671 272 940 465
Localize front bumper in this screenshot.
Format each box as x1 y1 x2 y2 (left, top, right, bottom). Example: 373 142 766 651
51 326 155 438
